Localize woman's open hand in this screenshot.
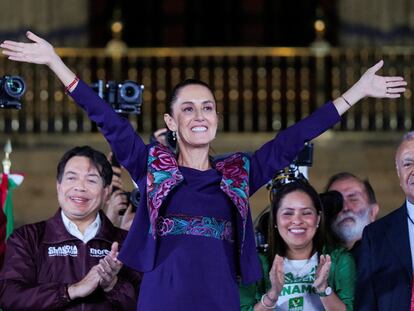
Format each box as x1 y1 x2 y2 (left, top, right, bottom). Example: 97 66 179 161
268 254 285 299
1 31 58 66
355 60 407 99
313 254 331 292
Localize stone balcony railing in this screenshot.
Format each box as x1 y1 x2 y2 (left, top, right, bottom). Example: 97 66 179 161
0 46 413 135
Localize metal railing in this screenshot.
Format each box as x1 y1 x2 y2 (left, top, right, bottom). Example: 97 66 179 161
0 46 413 134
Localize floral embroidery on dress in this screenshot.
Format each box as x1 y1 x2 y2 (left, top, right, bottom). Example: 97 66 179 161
214 153 250 219
156 216 175 236
214 152 250 251
146 145 250 245
156 215 234 242
147 144 183 237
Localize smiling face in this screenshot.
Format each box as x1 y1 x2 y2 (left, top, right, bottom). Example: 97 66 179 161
396 139 414 204
276 190 320 257
57 156 109 228
164 84 218 148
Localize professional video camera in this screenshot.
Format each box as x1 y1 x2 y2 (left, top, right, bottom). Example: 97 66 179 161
92 80 144 114
0 75 26 109
292 141 313 167
268 142 313 196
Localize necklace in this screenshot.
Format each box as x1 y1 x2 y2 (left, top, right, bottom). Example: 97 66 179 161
284 255 316 278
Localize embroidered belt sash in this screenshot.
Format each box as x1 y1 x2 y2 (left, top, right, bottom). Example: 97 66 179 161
156 214 234 242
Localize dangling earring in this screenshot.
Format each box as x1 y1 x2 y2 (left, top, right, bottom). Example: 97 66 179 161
172 131 177 141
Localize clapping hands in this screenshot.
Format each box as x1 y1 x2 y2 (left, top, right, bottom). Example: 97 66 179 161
313 254 332 293
67 242 123 299
267 255 285 300
266 253 332 303
98 242 123 292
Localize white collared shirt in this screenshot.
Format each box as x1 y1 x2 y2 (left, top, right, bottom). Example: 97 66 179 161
61 210 101 243
406 199 414 272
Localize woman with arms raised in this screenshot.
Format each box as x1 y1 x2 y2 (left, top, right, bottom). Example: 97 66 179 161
0 32 406 311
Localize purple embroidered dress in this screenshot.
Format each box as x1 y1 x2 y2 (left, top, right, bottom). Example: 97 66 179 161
70 80 340 311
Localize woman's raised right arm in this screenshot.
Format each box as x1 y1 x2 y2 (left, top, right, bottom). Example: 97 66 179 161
1 31 77 88
1 31 147 180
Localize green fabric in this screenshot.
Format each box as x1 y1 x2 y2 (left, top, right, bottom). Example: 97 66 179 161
239 247 356 311
4 177 17 239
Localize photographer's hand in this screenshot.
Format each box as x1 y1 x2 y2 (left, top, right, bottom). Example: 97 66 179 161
152 128 168 146
105 190 129 227
1 31 78 90
110 166 124 191
120 204 135 231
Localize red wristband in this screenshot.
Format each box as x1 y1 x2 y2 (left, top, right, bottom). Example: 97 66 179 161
64 76 79 94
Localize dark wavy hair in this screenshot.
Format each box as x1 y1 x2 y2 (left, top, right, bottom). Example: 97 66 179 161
56 145 113 187
268 180 325 261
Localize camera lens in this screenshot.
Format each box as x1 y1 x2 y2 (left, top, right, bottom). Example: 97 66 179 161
118 191 131 216
4 76 25 99
129 188 140 210
119 81 141 103
117 189 140 215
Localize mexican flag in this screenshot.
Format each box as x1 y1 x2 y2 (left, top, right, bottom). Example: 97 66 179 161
0 172 24 266
0 173 24 238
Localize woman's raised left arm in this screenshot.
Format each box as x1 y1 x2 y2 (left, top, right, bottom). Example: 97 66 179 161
249 60 407 194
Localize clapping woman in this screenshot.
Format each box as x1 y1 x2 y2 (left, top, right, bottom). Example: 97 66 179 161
240 179 355 310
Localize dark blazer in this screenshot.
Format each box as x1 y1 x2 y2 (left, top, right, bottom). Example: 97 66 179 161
355 203 413 310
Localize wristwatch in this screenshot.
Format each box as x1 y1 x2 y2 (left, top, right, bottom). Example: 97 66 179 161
316 286 332 297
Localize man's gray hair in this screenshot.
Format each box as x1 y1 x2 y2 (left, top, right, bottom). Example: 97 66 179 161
401 131 414 142
396 131 414 167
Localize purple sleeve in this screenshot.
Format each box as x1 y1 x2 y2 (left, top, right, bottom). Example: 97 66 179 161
249 102 341 195
69 80 148 181
0 230 71 310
